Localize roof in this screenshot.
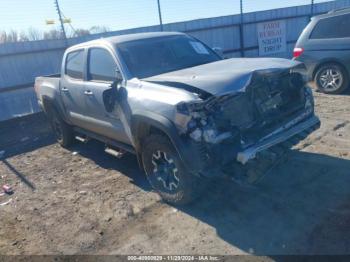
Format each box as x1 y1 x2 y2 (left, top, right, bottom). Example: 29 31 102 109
313 7 350 20
105 31 185 44
69 31 185 50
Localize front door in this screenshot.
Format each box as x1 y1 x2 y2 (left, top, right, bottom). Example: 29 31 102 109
83 47 130 144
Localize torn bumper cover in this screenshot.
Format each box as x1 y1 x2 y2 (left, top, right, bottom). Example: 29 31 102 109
236 114 320 164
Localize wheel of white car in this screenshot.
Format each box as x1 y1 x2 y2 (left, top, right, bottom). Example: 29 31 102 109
142 134 204 205
315 63 349 94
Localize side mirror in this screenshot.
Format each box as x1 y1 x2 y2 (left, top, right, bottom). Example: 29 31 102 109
115 69 123 83
103 86 118 113
102 69 124 113
212 47 224 57
103 71 122 113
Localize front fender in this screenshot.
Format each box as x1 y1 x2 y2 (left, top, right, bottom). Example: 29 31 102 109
131 111 202 174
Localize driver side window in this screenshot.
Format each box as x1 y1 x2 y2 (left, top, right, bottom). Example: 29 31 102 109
88 48 118 82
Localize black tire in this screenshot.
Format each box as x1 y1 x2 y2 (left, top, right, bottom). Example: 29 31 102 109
315 63 349 94
48 109 74 147
142 134 203 205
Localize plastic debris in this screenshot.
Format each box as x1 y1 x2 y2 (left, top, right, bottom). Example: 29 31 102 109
2 184 13 195
72 151 78 156
0 150 5 159
0 198 12 206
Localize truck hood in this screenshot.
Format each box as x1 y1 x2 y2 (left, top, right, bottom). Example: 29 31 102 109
142 58 303 96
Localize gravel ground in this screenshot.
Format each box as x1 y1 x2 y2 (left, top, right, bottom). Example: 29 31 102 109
0 90 350 256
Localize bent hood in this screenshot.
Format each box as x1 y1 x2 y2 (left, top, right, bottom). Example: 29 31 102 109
142 58 303 96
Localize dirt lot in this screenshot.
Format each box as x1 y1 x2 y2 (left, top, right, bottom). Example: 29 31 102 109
0 90 350 256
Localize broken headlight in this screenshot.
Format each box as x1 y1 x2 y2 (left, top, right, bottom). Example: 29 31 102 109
175 100 233 144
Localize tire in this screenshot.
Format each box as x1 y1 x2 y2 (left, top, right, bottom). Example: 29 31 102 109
142 134 203 205
48 109 74 147
315 63 349 94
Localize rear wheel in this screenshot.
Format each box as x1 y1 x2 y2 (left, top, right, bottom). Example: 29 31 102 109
142 134 203 205
315 63 349 94
49 110 74 147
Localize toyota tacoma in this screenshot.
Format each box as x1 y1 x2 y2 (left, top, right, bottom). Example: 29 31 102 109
35 32 320 204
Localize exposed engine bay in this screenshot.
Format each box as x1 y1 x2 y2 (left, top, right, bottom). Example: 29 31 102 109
174 70 314 165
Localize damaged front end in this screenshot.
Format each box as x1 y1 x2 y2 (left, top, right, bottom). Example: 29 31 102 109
174 69 320 176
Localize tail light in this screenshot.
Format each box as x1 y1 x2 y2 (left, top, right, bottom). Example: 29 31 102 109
34 79 42 94
34 81 39 94
293 47 304 58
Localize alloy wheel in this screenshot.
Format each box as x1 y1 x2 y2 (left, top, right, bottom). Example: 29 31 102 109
319 68 343 92
151 150 179 191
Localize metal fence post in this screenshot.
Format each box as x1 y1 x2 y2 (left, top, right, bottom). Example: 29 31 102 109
54 0 67 41
157 0 164 31
310 0 315 19
239 0 245 57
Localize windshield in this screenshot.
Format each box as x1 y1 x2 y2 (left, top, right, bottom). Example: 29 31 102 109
117 35 221 78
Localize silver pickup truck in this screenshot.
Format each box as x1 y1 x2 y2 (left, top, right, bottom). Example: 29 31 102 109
35 32 320 205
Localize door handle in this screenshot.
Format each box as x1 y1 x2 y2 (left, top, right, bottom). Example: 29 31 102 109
61 87 69 92
84 90 94 96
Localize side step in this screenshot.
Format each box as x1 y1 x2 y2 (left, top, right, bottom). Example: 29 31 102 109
105 147 125 158
73 126 136 154
75 135 89 143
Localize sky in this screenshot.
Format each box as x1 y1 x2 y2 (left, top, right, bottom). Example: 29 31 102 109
0 0 330 34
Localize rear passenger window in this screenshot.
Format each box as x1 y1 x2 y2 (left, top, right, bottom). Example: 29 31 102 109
88 48 117 82
310 14 350 39
65 50 84 79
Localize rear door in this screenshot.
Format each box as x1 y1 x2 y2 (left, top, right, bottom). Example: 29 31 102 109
308 13 350 50
83 47 130 144
60 49 90 128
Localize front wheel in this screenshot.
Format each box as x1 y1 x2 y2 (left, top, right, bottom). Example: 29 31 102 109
315 63 349 94
142 134 203 205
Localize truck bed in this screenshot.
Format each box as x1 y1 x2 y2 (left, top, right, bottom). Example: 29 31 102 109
34 74 60 89
36 73 60 81
34 74 61 106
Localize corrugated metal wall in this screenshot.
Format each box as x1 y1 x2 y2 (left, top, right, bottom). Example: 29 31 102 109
1 0 349 121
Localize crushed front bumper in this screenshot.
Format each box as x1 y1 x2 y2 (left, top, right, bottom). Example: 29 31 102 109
236 115 320 164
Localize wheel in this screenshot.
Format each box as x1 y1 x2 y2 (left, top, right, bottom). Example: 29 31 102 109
48 109 74 147
142 134 203 205
315 63 349 94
